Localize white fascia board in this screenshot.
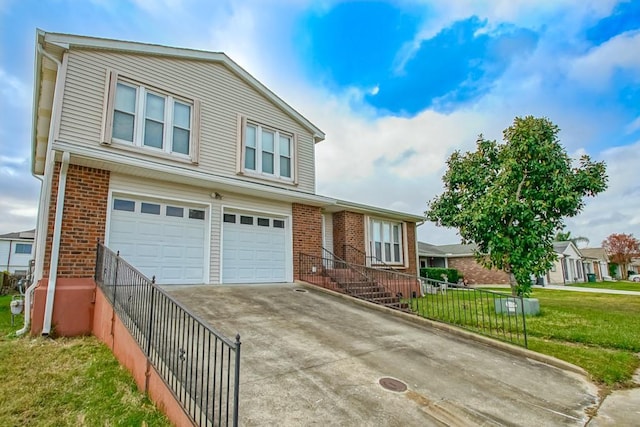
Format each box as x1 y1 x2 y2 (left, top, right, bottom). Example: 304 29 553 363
52 140 336 207
31 29 45 174
41 31 325 142
331 198 425 223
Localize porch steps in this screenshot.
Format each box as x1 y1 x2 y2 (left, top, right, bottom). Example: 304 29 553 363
323 268 409 311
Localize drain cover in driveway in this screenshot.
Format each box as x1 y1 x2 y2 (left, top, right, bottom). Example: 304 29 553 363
379 377 407 392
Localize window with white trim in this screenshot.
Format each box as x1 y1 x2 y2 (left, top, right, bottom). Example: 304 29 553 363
369 219 403 264
15 243 32 254
242 121 293 180
105 72 199 163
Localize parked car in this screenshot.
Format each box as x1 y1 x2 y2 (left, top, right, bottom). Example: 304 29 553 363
628 273 640 282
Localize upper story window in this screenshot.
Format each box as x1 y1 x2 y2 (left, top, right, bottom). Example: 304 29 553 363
241 119 294 181
104 71 200 163
369 219 404 265
15 243 33 254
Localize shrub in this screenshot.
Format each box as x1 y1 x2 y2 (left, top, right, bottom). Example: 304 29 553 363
420 267 460 283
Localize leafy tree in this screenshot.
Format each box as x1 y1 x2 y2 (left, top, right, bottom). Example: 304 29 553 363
554 229 589 247
602 233 640 280
427 116 607 296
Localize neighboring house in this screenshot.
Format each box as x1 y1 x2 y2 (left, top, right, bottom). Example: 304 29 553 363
418 242 510 285
580 247 609 281
418 240 588 285
29 30 423 336
0 229 35 276
546 241 584 285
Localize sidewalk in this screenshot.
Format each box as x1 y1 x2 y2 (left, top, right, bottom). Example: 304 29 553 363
538 284 640 296
475 284 640 296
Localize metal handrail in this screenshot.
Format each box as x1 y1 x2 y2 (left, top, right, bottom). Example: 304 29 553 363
95 242 241 426
300 252 528 348
343 243 395 269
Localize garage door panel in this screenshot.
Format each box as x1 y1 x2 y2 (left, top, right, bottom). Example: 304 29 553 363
109 197 206 285
222 212 288 284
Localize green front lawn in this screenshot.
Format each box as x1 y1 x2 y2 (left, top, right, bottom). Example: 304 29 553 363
525 289 640 387
0 295 171 426
412 288 640 388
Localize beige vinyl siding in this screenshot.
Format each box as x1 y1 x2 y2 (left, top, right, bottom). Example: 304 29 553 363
59 49 316 193
108 173 292 284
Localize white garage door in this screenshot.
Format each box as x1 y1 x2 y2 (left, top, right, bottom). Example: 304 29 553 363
108 197 207 285
222 212 287 283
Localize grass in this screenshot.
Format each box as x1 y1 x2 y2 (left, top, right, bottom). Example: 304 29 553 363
525 289 640 387
0 294 172 426
411 288 640 388
570 280 640 292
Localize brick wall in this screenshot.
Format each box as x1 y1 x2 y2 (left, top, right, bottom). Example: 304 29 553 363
404 222 418 275
332 211 365 263
43 163 110 279
447 256 510 285
292 203 322 280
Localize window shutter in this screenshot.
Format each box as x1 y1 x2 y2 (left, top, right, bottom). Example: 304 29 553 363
101 69 117 145
237 115 247 174
292 132 299 185
191 98 201 164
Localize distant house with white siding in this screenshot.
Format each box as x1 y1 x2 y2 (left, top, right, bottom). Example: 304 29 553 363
0 229 35 276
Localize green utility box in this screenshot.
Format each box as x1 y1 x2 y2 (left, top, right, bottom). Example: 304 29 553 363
587 273 596 283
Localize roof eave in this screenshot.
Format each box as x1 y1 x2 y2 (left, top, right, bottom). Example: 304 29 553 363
41 31 326 142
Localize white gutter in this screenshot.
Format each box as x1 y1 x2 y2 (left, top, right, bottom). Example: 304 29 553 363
42 151 70 335
17 41 62 336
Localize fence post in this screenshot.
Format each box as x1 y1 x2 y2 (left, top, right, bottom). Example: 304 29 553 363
146 283 156 357
233 333 241 427
113 251 120 304
520 294 528 348
94 239 101 283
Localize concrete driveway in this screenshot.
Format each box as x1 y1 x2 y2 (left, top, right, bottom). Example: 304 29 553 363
167 284 598 426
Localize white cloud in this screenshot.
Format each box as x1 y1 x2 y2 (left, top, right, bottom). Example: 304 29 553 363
569 30 640 89
565 140 640 245
0 67 30 108
626 116 640 134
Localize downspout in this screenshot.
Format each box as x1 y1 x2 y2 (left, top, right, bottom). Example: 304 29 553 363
7 241 12 272
42 151 70 335
17 41 62 336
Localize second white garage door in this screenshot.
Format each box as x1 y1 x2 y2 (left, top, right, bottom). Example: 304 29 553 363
222 211 287 283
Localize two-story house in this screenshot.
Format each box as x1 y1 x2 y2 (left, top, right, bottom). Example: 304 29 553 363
28 30 424 336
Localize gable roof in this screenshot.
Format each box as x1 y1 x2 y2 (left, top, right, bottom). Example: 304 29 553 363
420 241 586 258
580 247 607 260
32 29 326 174
0 229 36 240
418 242 477 257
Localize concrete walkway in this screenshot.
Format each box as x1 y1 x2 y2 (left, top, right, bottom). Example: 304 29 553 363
477 283 640 296
540 284 640 296
168 284 599 426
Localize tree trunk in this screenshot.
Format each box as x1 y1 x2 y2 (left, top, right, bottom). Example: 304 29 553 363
507 265 518 296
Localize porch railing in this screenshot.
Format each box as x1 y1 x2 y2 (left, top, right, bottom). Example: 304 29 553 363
342 244 393 269
95 243 241 426
299 252 528 348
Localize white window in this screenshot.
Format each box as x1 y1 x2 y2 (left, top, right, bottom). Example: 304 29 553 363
105 72 199 162
369 219 403 264
242 121 293 180
15 243 32 254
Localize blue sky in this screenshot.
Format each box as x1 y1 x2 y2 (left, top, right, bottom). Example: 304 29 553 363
1 0 639 246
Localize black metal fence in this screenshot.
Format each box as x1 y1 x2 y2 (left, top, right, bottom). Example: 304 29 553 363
95 243 241 426
300 252 527 348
